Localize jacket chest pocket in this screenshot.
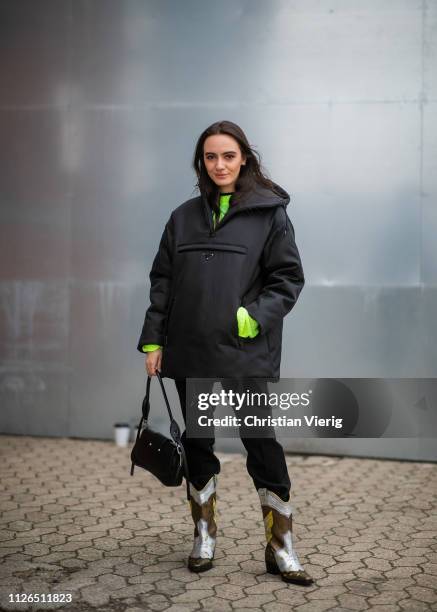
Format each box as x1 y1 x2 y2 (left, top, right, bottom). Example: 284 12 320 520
176 242 248 289
177 242 247 312
171 242 248 345
177 242 247 257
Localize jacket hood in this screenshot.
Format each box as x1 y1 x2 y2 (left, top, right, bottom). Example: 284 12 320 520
238 181 291 235
201 181 291 236
239 181 290 210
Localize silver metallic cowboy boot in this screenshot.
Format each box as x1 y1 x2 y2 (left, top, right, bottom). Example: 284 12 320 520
187 476 217 572
258 488 313 585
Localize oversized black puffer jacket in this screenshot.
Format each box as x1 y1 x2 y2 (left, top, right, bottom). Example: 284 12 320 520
137 182 305 380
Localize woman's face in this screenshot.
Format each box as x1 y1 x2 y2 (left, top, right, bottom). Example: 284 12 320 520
203 134 246 193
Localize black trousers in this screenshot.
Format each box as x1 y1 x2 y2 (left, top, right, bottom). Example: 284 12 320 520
175 378 291 501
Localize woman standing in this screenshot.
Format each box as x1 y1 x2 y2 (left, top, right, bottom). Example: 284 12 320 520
137 120 312 585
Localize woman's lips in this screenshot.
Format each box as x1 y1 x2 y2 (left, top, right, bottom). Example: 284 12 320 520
216 174 228 178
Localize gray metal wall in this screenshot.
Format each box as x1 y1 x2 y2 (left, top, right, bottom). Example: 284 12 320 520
1 1 436 461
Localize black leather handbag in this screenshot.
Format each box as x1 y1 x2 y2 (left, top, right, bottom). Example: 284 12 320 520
130 371 190 499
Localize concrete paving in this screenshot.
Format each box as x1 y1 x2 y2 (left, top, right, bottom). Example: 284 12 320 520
0 435 436 612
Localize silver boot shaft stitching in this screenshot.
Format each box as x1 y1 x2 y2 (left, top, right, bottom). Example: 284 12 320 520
191 518 216 559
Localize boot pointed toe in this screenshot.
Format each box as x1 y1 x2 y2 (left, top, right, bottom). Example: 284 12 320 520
280 568 314 585
188 556 213 572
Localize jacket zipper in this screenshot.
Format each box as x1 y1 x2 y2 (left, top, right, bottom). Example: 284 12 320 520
209 206 241 236
206 201 286 237
203 194 256 237
202 194 216 237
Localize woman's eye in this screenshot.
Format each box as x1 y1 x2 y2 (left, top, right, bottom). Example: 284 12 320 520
205 155 234 160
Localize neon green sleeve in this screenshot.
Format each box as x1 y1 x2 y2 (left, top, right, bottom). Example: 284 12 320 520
142 344 163 352
237 307 259 338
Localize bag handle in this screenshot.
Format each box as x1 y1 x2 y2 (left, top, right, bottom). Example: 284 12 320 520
142 372 177 432
132 371 191 501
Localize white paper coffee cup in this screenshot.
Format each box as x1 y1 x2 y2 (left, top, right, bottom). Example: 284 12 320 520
114 422 131 447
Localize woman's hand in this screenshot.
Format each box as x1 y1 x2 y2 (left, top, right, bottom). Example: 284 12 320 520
145 348 162 376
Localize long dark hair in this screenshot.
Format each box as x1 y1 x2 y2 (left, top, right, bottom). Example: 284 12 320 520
192 120 282 214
